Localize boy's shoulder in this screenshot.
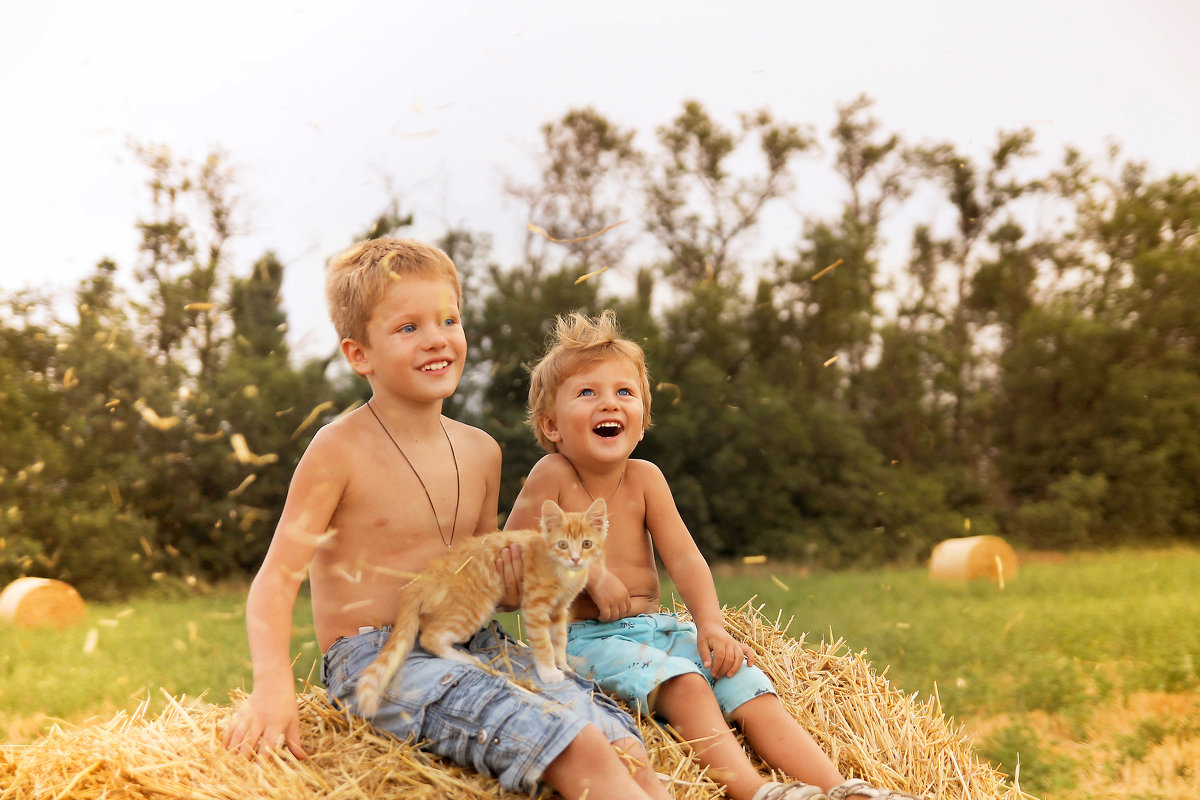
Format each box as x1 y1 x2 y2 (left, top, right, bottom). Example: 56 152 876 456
626 458 667 484
443 416 502 464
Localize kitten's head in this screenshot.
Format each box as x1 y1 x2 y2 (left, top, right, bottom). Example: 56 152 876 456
540 498 607 572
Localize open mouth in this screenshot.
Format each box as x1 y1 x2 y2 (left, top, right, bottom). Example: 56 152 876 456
421 360 450 372
593 422 623 438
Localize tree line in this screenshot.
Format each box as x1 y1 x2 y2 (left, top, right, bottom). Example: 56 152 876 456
3 98 1198 599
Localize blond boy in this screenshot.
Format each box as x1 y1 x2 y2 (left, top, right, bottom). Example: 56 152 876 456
505 310 915 800
223 241 669 800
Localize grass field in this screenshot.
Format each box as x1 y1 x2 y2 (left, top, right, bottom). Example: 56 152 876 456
3 548 1199 798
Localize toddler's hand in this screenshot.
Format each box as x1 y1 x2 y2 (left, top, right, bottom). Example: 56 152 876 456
588 570 632 621
696 622 755 679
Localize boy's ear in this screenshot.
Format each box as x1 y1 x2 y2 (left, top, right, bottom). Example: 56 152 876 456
537 413 563 444
340 338 373 377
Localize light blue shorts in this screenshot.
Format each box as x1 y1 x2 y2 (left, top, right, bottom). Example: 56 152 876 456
566 613 776 718
322 621 642 794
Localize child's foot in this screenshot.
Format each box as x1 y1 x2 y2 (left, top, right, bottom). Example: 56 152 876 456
753 781 827 800
827 778 921 800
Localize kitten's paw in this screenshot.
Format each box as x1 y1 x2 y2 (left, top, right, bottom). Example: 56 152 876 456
535 664 566 683
355 687 381 717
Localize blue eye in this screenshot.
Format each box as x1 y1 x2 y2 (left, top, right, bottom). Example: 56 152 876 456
579 388 595 397
443 317 458 327
617 388 632 396
401 324 416 333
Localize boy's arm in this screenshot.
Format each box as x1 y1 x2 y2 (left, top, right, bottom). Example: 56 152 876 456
223 435 344 759
642 462 754 678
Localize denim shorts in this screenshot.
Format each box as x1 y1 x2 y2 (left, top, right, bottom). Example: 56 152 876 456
322 621 642 794
566 613 775 718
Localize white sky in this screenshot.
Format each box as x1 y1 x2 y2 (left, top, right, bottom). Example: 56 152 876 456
2 0 1199 358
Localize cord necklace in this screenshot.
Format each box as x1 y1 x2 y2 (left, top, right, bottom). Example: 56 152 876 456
367 400 460 548
562 455 624 503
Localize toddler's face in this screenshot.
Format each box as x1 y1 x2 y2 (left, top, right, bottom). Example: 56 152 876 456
542 356 645 467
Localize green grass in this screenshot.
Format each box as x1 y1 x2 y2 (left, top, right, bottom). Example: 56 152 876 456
4 548 1199 751
691 548 1200 719
0 587 319 735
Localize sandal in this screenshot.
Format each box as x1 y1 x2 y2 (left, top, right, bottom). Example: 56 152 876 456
828 778 920 800
754 781 828 800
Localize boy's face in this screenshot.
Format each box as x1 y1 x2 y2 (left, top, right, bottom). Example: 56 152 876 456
540 356 645 468
343 276 466 404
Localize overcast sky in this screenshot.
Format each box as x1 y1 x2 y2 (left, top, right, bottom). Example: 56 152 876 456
3 0 1198 357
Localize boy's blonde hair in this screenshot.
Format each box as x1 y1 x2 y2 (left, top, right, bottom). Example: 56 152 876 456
527 309 652 453
325 238 461 344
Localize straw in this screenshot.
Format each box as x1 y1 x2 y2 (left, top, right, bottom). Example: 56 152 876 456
0 604 1030 799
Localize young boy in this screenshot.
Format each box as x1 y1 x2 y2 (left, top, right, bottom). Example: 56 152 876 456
504 310 916 800
223 240 670 800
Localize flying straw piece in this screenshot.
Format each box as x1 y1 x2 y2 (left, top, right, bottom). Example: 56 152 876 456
526 219 628 244
229 474 257 497
823 355 839 367
134 399 180 431
63 367 78 389
655 382 682 405
291 401 335 440
573 266 609 285
230 433 278 466
769 574 790 591
810 258 843 281
742 555 768 565
184 302 216 312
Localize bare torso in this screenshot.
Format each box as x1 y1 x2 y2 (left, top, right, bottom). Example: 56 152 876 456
308 411 499 651
507 457 663 621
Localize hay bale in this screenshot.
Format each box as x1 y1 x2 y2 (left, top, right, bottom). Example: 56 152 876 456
0 577 87 629
928 536 1018 583
0 604 1030 799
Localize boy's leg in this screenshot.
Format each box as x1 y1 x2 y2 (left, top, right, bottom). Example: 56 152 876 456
472 623 670 798
730 694 844 790
654 672 768 800
543 727 671 800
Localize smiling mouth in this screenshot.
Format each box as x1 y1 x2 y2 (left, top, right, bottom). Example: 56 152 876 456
593 422 623 438
421 361 450 372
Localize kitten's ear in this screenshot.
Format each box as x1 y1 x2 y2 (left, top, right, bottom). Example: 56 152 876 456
541 499 565 532
584 497 608 535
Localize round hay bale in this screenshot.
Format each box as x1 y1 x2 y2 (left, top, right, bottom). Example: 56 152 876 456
0 577 87 628
928 536 1018 582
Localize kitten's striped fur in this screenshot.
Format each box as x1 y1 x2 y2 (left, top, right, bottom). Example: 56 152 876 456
354 498 607 717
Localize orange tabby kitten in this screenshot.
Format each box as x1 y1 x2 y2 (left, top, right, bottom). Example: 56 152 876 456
355 498 607 717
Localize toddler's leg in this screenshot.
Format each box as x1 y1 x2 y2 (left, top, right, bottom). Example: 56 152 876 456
655 672 774 800
730 693 845 789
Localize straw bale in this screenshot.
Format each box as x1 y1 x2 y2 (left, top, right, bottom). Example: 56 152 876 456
928 536 1018 583
0 604 1029 799
0 577 87 629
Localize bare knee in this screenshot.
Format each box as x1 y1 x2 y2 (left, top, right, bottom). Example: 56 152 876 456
652 671 712 714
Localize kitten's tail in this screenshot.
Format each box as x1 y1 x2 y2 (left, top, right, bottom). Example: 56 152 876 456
354 595 421 718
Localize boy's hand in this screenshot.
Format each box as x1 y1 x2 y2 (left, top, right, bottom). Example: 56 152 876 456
696 621 755 679
495 543 524 610
589 570 632 621
223 683 308 760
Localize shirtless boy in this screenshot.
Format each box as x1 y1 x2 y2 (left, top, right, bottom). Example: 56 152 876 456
223 240 669 800
505 310 917 800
